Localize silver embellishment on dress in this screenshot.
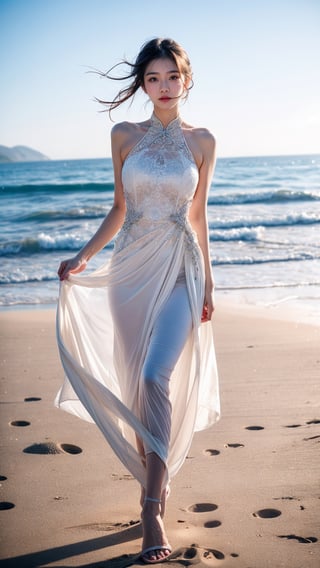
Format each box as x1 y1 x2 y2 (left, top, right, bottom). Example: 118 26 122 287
122 208 143 233
170 203 200 278
114 206 143 252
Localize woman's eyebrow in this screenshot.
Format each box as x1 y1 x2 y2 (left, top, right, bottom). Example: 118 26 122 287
145 70 179 75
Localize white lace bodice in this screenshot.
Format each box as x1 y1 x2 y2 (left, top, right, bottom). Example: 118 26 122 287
114 113 199 253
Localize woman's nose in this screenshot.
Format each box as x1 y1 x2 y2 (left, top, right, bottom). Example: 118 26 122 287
160 81 169 92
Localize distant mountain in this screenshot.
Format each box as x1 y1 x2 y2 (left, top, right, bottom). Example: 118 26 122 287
0 145 49 163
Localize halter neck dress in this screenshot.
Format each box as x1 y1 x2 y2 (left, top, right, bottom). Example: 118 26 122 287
55 113 220 488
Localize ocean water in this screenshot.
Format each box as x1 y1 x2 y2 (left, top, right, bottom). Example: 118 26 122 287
1 154 320 323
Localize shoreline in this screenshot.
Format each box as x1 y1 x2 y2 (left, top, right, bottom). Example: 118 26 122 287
0 304 319 566
1 289 319 328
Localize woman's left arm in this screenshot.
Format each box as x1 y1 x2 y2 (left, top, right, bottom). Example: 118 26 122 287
188 129 217 321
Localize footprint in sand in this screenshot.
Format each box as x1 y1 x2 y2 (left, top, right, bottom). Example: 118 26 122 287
111 473 134 481
224 443 244 448
273 496 299 501
9 420 31 427
204 520 222 528
245 425 264 431
169 545 225 565
253 508 281 518
24 397 42 402
284 420 320 437
278 534 318 544
203 449 220 456
169 546 199 563
23 442 82 455
187 503 218 513
0 476 7 482
0 502 15 510
187 504 221 531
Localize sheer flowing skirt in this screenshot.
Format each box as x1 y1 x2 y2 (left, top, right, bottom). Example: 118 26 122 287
55 223 220 488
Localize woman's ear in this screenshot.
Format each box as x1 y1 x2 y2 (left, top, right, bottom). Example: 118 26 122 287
183 74 193 91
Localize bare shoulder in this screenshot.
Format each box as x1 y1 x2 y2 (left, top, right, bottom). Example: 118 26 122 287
111 119 149 147
112 119 149 137
111 121 135 140
184 122 215 147
197 127 216 145
111 119 150 161
183 121 216 167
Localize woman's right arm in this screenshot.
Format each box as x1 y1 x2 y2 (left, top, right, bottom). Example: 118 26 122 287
58 125 126 281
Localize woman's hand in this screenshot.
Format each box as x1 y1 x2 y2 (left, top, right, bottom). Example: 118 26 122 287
201 283 215 323
57 256 87 281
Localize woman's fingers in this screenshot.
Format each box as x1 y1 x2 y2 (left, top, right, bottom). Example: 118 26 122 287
201 301 215 322
58 258 87 281
58 260 73 281
201 304 209 322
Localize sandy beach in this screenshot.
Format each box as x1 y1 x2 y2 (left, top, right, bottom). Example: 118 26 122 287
0 304 319 567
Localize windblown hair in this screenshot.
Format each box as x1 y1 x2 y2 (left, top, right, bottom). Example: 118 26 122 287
96 38 193 116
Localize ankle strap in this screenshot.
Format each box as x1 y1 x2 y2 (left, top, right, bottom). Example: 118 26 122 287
144 496 161 503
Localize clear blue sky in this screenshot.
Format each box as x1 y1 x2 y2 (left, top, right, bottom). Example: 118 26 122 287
1 0 319 159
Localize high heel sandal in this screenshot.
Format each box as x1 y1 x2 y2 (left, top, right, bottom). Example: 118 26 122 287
140 486 170 518
140 497 172 564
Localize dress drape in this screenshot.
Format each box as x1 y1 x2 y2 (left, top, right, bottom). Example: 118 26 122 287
55 114 220 489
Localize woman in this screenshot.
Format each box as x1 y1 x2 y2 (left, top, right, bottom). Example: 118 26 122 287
56 37 220 563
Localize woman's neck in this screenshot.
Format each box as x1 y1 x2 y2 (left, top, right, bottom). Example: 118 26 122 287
152 107 180 128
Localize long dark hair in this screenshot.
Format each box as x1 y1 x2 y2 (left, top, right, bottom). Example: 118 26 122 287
96 38 193 116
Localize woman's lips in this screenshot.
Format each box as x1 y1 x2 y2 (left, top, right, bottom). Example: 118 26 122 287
159 97 171 101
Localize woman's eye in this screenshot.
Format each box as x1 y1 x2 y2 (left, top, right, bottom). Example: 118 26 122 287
170 75 180 80
148 77 157 82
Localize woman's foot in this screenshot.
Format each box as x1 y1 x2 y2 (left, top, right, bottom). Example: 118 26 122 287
140 498 171 563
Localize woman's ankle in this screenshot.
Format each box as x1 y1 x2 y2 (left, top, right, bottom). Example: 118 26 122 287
142 497 161 514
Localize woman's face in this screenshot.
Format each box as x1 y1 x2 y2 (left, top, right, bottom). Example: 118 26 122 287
143 57 188 110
